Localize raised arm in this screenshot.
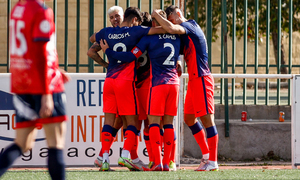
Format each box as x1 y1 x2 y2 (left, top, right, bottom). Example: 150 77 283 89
151 9 186 35
87 42 109 68
147 26 167 35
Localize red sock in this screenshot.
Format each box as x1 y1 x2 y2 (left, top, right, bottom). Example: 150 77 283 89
162 125 174 165
101 131 113 154
149 124 162 165
99 149 102 157
207 134 219 161
193 129 209 155
130 133 139 160
123 125 137 152
144 130 153 162
99 137 115 157
170 130 176 162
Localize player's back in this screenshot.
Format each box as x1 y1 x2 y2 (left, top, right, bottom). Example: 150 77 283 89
180 19 211 79
96 26 150 81
138 34 181 87
10 1 63 94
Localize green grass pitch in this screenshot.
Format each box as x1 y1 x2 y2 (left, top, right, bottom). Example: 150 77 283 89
1 169 299 180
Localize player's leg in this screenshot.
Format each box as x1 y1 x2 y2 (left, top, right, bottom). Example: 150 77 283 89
162 115 174 171
169 128 177 171
199 114 218 171
95 115 121 169
193 75 218 171
147 85 172 171
0 126 37 177
148 115 163 171
130 87 149 169
131 119 147 170
143 118 154 168
162 84 179 171
115 79 140 170
43 122 66 180
184 80 210 170
100 78 118 170
101 113 116 169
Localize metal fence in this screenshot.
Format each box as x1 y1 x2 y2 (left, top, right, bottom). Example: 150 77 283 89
3 0 297 106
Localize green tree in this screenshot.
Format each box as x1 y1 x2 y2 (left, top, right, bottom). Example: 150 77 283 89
185 0 300 74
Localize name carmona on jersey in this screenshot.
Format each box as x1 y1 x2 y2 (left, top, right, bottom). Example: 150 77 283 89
108 32 130 39
158 34 177 40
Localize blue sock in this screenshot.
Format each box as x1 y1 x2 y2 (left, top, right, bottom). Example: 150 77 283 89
112 127 119 137
160 129 164 136
188 121 203 135
48 148 65 180
0 143 22 177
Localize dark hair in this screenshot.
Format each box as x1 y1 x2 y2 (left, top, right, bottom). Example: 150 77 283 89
165 5 179 18
124 7 143 23
141 12 152 27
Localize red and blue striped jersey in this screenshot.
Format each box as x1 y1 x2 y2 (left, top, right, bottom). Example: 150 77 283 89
95 26 150 81
180 20 211 80
132 34 181 87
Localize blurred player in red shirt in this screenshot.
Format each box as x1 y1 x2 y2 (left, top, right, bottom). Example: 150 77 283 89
152 6 219 171
0 0 70 179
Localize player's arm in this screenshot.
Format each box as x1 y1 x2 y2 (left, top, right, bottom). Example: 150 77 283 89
89 33 96 43
151 9 186 35
87 42 109 68
176 59 182 77
100 39 143 63
147 26 167 35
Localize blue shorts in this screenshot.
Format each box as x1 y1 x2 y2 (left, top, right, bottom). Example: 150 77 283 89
13 92 68 128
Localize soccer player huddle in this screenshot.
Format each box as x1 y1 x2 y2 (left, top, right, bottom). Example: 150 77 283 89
0 1 219 179
88 5 219 172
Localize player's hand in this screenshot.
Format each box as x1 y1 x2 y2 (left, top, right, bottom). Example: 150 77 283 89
151 9 161 19
39 94 54 118
100 39 109 53
176 63 182 77
59 68 71 84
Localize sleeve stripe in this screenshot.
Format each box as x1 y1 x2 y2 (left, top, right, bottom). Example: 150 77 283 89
33 37 50 42
131 47 143 58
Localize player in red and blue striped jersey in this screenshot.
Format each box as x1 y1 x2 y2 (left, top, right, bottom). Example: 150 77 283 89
100 10 181 171
152 6 219 171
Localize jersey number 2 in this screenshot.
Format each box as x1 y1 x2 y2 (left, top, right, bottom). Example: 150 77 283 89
162 43 175 65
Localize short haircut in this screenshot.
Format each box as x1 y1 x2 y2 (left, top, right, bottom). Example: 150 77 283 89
108 6 124 16
165 5 180 18
124 7 143 23
141 12 152 27
152 10 166 26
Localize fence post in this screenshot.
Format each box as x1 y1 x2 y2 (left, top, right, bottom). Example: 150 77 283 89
88 0 94 73
222 0 229 137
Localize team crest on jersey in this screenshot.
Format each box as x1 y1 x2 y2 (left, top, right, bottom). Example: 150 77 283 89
133 47 139 54
39 20 51 33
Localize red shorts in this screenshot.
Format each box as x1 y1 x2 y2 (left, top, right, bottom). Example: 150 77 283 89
137 87 149 120
103 78 139 115
184 75 214 117
147 84 179 116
